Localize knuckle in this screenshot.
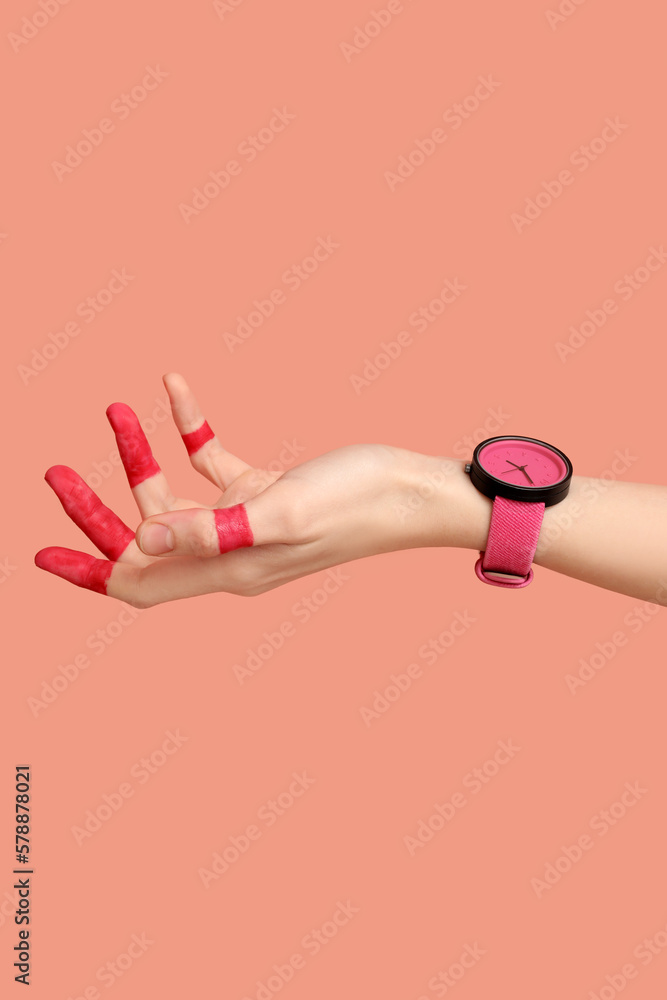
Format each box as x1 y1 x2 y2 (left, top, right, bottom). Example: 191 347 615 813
275 494 310 544
189 517 219 557
190 450 212 476
245 468 273 492
224 561 268 597
124 568 156 609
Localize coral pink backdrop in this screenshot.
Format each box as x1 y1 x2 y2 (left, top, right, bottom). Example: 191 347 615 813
3 1 666 997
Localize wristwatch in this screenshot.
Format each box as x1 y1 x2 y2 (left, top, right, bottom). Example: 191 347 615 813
465 435 573 588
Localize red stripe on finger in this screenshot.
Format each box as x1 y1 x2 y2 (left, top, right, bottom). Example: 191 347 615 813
45 465 134 560
181 421 215 456
214 504 254 553
35 547 113 594
106 402 161 487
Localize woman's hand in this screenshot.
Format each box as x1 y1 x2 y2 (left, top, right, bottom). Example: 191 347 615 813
34 372 667 608
35 374 452 607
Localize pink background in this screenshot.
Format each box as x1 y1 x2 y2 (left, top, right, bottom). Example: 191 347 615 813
3 0 667 996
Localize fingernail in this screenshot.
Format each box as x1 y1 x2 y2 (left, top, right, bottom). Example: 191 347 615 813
139 523 174 555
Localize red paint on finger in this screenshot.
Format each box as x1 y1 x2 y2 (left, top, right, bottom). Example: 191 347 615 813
214 504 254 553
182 420 215 456
107 402 161 487
35 547 113 594
45 465 134 560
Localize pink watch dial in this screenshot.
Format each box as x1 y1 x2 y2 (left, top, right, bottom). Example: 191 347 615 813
477 438 569 489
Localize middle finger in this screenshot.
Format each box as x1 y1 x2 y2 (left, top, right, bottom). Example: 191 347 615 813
107 402 177 518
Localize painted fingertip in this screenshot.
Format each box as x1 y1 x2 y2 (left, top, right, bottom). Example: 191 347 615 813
214 504 254 553
138 523 174 556
35 547 113 594
44 465 76 493
42 465 134 560
106 401 135 423
45 464 97 496
181 421 215 456
106 401 161 487
34 548 50 570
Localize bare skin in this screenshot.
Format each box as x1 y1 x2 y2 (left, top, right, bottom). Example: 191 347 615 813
34 374 667 609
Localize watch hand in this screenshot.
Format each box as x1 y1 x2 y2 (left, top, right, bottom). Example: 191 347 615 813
499 462 535 485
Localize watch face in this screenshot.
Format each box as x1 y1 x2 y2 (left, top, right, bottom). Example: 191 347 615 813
469 436 573 506
477 438 569 489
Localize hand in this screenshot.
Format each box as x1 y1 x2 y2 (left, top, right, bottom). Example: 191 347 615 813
35 375 445 607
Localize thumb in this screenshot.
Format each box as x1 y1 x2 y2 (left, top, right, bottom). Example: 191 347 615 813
136 502 262 557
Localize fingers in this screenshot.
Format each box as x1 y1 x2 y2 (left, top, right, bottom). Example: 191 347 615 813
163 373 251 490
44 465 136 561
106 402 176 518
36 485 301 604
35 534 308 605
136 503 259 557
35 546 116 595
35 546 144 602
35 541 258 606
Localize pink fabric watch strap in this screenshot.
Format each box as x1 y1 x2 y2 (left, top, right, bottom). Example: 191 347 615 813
475 496 545 589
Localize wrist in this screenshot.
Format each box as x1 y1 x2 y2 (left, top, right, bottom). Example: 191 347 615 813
392 449 492 551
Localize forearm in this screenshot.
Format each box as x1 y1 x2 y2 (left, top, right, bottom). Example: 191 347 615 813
399 451 667 605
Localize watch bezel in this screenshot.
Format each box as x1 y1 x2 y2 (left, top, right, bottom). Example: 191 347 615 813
468 435 573 507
